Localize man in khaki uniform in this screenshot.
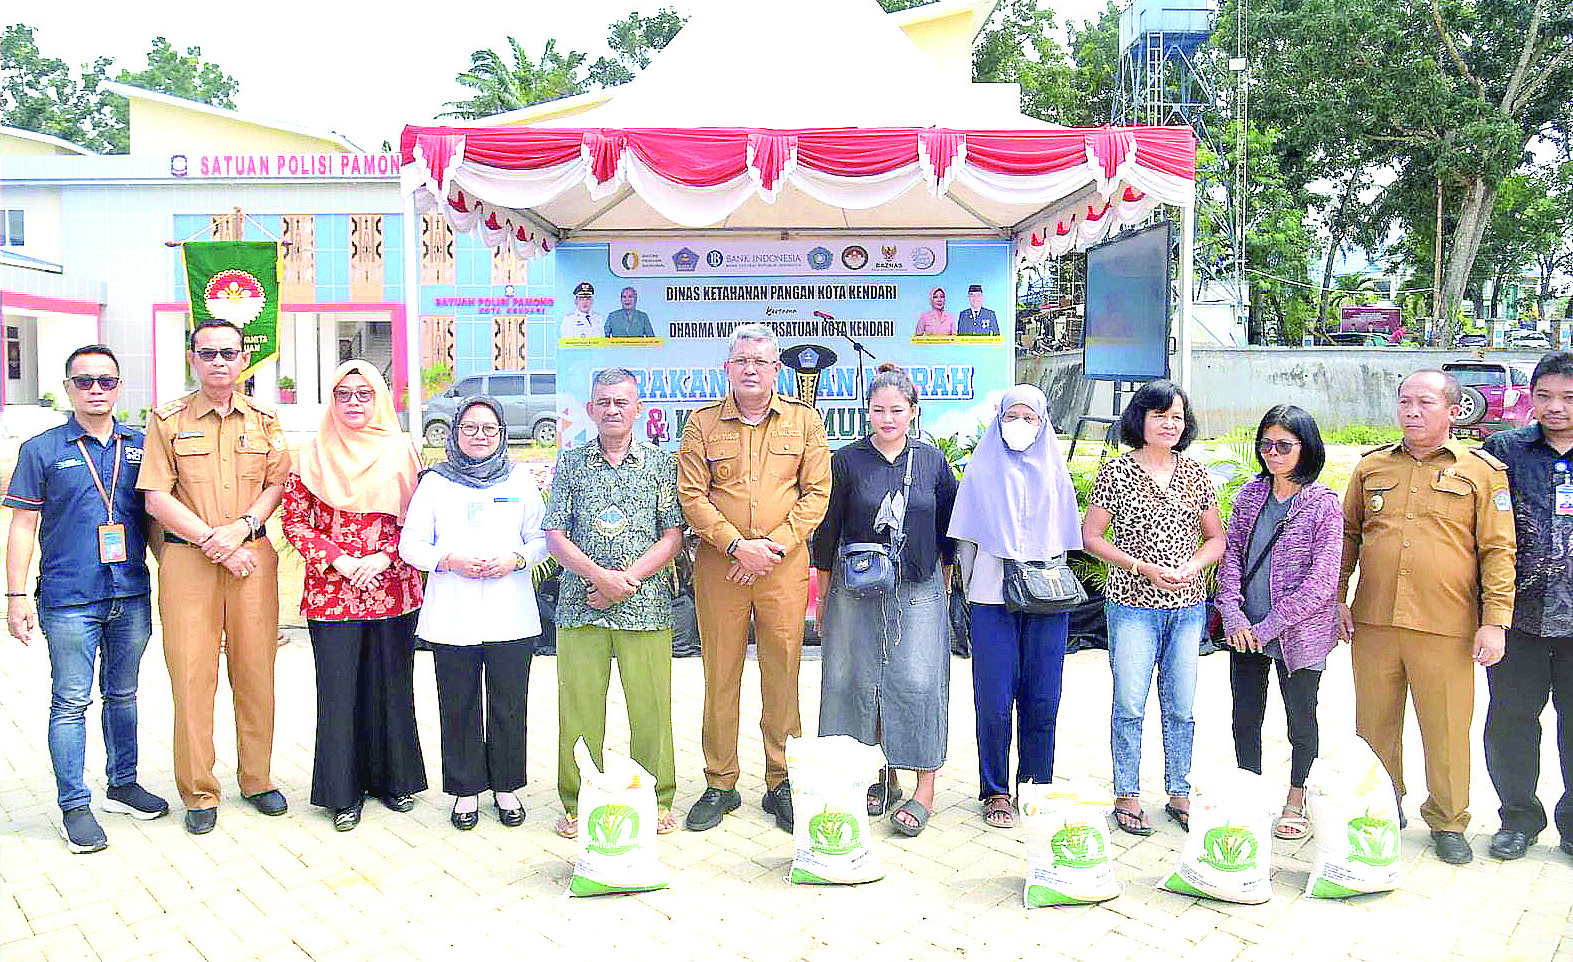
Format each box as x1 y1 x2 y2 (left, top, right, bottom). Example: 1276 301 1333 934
678 324 831 832
137 320 290 835
1338 368 1516 864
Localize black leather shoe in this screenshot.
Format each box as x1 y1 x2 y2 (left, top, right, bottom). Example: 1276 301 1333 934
1431 830 1474 864
1561 839 1572 858
184 808 217 835
451 799 478 831
1488 828 1536 860
378 794 417 813
333 800 363 832
762 780 794 833
495 801 525 827
684 787 741 831
243 790 288 816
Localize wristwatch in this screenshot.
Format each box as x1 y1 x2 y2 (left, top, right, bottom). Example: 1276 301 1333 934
239 514 261 539
726 538 741 558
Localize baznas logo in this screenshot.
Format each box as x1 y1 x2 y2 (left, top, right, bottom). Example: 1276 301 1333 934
673 248 699 272
807 246 833 270
203 270 268 325
705 249 724 268
881 245 898 262
621 252 640 271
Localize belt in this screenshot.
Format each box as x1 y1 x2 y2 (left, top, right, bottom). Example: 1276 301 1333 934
165 524 267 546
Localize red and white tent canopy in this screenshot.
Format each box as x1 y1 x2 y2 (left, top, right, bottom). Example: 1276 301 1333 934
399 123 1195 264
397 0 1194 264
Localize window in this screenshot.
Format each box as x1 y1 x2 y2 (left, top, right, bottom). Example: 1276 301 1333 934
489 375 529 397
2 210 22 246
451 376 483 397
530 373 556 395
1511 366 1531 388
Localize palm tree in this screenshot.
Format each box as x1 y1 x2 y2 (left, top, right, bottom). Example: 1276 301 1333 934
441 38 589 120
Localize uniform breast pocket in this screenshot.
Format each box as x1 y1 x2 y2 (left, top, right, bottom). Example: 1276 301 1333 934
171 437 214 481
766 435 804 480
1361 475 1400 524
707 442 742 482
1427 475 1475 525
237 438 271 482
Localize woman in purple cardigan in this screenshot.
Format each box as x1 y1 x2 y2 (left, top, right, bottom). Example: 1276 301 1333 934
1215 405 1342 841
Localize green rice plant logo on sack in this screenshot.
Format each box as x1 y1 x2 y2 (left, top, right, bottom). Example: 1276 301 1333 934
1198 823 1259 873
585 804 640 856
1050 820 1107 868
807 808 861 856
1346 810 1399 866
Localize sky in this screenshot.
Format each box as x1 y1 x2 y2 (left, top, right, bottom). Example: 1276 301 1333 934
18 0 1110 150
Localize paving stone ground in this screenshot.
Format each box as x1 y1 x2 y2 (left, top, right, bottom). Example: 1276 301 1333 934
4 585 1572 961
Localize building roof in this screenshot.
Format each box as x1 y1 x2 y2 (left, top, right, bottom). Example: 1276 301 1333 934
0 126 96 156
104 82 358 153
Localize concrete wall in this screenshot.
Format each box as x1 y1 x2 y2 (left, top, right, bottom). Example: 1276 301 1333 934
1022 347 1555 439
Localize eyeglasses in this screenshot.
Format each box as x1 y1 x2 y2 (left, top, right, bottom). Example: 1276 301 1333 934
458 422 502 438
727 357 776 369
1258 440 1302 455
194 348 242 362
68 375 120 391
333 388 376 403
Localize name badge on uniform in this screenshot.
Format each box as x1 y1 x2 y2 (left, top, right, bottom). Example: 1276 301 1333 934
1370 493 1384 513
1556 462 1573 517
98 523 128 564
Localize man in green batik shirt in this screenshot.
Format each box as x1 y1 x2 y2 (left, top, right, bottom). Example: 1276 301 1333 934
544 368 684 839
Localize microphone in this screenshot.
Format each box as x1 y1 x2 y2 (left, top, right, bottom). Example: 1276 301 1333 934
813 311 834 321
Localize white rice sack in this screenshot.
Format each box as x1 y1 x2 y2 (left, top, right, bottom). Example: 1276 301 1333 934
1020 781 1122 907
567 739 669 897
1303 736 1402 898
1161 768 1278 904
786 735 887 885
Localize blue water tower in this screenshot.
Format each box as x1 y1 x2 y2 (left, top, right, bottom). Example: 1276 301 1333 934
1115 0 1219 127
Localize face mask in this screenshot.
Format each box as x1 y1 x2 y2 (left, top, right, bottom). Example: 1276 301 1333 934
1001 420 1038 452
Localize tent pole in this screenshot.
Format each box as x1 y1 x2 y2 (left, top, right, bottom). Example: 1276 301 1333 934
401 189 423 443
1177 201 1194 391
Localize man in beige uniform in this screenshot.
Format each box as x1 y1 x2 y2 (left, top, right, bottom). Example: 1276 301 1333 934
137 320 290 834
1338 368 1516 864
678 324 831 832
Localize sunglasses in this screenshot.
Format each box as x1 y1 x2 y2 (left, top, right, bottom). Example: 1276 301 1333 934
458 422 502 438
68 375 120 391
194 348 242 362
1258 440 1302 455
333 388 376 403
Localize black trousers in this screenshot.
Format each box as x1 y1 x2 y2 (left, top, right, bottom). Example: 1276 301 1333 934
1229 648 1322 789
308 613 427 810
1484 630 1573 841
430 639 532 796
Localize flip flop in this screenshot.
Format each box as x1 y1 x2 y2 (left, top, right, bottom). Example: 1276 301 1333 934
656 809 679 835
1112 806 1155 836
890 798 931 837
1165 803 1190 833
866 771 905 816
553 814 578 839
982 795 1015 829
1274 805 1310 840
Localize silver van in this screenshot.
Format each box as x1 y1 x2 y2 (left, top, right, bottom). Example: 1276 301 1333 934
422 371 560 447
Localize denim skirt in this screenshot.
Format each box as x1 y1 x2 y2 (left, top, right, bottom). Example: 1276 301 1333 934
817 563 949 772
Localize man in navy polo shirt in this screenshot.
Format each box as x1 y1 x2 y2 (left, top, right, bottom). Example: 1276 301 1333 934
5 344 168 853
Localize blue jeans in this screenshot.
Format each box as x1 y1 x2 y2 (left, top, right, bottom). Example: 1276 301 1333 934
969 605 1068 799
1106 601 1205 799
38 595 153 810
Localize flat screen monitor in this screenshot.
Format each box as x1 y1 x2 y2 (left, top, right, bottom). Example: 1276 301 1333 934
1083 221 1171 381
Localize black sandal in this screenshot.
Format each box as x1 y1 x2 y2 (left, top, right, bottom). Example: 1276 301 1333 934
1164 803 1190 833
1112 805 1155 836
866 769 904 816
890 798 930 837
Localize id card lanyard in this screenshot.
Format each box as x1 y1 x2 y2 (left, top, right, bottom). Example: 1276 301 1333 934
1556 461 1573 518
76 437 128 564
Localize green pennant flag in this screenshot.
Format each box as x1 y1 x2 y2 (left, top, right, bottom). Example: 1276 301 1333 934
182 241 280 376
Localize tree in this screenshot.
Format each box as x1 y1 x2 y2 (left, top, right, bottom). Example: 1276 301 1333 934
587 8 687 88
107 37 239 152
972 0 1080 124
1 24 119 152
1063 2 1122 128
441 38 590 119
878 0 935 10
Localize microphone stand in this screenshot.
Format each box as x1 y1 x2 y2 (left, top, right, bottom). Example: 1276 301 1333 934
817 312 878 404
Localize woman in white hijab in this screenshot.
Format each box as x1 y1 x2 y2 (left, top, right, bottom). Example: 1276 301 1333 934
948 384 1082 829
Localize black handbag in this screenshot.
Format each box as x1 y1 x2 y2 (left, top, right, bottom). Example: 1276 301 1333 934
1002 555 1088 614
835 446 914 599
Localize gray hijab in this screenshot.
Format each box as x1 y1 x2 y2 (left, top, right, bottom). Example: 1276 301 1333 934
429 396 512 488
947 384 1084 561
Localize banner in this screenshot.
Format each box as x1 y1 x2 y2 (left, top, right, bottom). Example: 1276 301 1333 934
182 241 280 377
552 239 1014 451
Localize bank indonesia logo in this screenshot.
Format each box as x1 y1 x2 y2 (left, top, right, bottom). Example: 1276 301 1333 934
706 249 725 269
673 247 699 272
807 246 833 270
910 246 935 270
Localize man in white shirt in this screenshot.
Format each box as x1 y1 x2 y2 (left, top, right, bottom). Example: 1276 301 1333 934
560 282 604 339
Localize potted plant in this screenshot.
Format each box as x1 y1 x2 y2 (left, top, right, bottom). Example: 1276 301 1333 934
277 376 296 404
38 392 56 409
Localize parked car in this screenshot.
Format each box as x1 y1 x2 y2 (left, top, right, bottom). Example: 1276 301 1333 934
422 371 560 447
1326 331 1398 347
1455 331 1489 348
1441 359 1536 439
1506 329 1553 351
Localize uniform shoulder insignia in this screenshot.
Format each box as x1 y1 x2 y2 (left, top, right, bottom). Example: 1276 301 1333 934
153 395 191 420
781 394 813 407
1471 448 1508 471
1361 442 1397 456
245 395 277 417
693 400 722 412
